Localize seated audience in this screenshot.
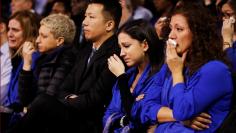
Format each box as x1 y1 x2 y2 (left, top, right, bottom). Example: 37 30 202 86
6 0 122 132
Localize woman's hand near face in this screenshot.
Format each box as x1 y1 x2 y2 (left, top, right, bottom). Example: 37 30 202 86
22 41 36 71
166 44 187 85
107 54 125 77
222 18 234 50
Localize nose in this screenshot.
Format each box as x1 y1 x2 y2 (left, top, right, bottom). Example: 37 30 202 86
36 36 40 43
7 30 13 38
168 29 176 40
82 17 88 27
120 48 125 58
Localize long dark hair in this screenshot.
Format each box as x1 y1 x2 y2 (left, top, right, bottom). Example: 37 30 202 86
117 19 165 76
172 2 227 75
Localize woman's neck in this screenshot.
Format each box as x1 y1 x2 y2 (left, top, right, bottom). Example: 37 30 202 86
137 56 149 74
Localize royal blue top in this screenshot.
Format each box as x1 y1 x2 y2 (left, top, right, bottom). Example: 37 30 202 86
141 61 233 133
103 64 167 132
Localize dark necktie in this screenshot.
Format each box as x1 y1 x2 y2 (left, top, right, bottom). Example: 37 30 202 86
87 47 97 65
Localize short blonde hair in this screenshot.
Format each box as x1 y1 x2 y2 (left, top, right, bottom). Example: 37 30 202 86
40 14 76 44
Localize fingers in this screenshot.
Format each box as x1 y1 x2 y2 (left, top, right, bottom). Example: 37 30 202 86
199 112 211 119
190 123 204 131
108 56 116 65
166 43 178 59
195 116 211 125
191 119 209 130
181 50 188 62
108 54 124 67
23 41 36 53
223 19 234 29
197 113 212 124
135 94 145 101
107 55 125 77
189 112 211 130
113 54 122 64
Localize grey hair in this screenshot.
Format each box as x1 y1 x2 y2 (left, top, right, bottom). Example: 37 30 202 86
40 14 76 44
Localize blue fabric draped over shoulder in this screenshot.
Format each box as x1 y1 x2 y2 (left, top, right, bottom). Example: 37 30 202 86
5 52 39 107
3 52 39 125
103 64 167 132
141 61 233 133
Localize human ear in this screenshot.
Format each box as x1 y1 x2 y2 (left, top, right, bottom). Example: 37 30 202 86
142 40 149 52
56 37 65 46
106 20 115 32
0 23 7 33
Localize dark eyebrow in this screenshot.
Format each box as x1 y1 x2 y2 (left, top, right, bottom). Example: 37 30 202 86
10 27 21 32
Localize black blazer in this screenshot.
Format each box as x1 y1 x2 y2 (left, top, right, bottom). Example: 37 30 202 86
57 35 120 131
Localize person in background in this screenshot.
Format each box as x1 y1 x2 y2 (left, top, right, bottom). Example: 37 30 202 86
153 0 179 40
0 17 13 133
131 0 153 21
141 2 233 132
34 0 48 15
6 0 122 132
0 17 12 106
70 0 88 49
220 0 236 72
119 0 134 28
50 0 71 16
10 0 35 15
4 10 40 130
103 19 165 133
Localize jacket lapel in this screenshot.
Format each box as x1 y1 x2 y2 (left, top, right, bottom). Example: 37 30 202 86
83 35 117 77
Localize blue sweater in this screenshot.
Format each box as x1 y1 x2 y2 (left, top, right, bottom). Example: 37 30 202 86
103 64 166 132
141 61 233 133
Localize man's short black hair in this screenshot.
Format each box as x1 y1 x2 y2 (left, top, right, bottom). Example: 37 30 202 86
89 0 122 30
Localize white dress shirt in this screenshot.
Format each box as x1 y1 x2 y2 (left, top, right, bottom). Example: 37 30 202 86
0 42 12 105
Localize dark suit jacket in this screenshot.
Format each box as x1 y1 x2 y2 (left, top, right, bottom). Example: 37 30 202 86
57 35 120 132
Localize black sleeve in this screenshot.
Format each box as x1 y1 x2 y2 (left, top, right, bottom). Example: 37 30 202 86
18 70 37 106
56 64 77 101
56 47 79 101
65 67 117 112
46 47 77 96
117 73 134 117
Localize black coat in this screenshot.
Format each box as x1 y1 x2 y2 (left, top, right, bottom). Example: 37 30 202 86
57 35 120 132
18 45 76 107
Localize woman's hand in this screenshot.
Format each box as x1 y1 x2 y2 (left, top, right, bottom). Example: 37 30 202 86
166 44 187 85
107 54 125 77
155 16 169 39
183 112 212 130
222 18 234 50
22 41 36 71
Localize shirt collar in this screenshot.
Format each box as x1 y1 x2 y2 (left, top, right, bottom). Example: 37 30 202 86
0 42 9 55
